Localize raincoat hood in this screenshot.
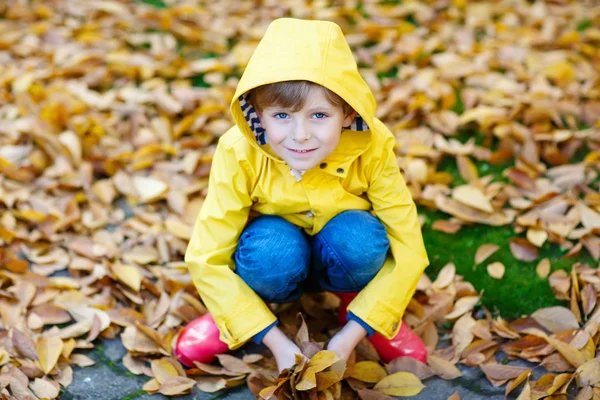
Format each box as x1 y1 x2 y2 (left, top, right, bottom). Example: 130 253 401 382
230 18 377 160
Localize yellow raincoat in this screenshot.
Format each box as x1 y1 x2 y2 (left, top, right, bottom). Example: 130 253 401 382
185 18 429 350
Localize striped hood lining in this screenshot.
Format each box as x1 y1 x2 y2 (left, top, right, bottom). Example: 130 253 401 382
239 93 369 145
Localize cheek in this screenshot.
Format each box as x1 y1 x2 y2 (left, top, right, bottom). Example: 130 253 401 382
262 120 287 143
318 123 342 147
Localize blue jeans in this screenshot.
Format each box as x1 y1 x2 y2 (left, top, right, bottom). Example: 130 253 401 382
234 210 390 343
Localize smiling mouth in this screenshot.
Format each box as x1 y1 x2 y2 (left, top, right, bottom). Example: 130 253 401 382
287 148 317 153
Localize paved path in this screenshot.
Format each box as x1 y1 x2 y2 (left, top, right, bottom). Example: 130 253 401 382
64 336 545 400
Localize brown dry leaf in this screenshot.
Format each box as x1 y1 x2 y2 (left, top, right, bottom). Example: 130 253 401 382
70 354 95 367
527 329 586 368
357 389 395 399
12 328 39 360
159 376 197 396
581 285 597 317
216 354 255 375
30 304 72 326
36 336 64 375
242 354 264 364
196 376 228 393
536 258 551 279
432 219 462 234
487 262 505 279
133 176 169 203
480 363 531 381
447 393 460 400
531 307 579 334
123 354 145 375
427 355 462 380
575 358 600 387
549 270 571 300
432 263 456 290
509 238 539 262
452 313 476 355
386 357 435 380
29 377 60 399
373 372 425 397
452 185 494 213
445 296 480 320
475 244 500 265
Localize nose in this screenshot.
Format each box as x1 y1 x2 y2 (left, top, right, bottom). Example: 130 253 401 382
292 120 311 142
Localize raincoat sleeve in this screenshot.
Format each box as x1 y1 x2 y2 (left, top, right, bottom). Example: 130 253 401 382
346 125 429 339
184 135 277 350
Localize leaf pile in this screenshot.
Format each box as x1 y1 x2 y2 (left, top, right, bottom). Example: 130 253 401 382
0 0 599 399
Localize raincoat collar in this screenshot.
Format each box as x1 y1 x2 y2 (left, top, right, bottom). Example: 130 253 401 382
229 18 377 176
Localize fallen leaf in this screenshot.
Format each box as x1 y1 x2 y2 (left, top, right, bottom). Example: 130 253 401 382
536 258 551 279
112 263 142 292
531 307 580 333
452 185 494 213
475 244 500 265
445 296 480 320
386 357 435 380
373 372 425 397
427 355 462 380
509 238 539 262
350 361 388 383
487 262 505 279
36 336 64 375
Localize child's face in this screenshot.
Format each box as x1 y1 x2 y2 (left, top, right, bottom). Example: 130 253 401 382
256 88 356 171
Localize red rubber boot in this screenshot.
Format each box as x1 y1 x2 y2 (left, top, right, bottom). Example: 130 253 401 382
174 313 229 367
334 292 428 364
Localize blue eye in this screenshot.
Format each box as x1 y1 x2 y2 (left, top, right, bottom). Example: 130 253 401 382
313 113 327 119
274 113 289 119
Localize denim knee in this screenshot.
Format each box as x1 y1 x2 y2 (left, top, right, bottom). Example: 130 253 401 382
314 210 389 291
234 215 310 302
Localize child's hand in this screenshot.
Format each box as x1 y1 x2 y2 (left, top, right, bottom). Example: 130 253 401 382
326 319 368 361
262 326 306 373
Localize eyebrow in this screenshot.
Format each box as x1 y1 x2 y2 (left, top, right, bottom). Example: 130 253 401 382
306 105 334 112
264 104 334 112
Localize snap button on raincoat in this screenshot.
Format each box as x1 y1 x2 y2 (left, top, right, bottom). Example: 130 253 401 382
185 18 429 349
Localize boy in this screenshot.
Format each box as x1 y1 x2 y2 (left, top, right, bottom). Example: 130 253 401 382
176 18 429 372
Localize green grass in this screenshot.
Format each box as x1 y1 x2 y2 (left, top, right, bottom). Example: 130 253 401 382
576 19 593 32
420 125 595 320
421 209 566 320
138 0 167 8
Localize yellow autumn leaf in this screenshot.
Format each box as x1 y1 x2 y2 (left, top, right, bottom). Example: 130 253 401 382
306 350 341 374
0 348 9 366
543 60 575 86
112 263 142 292
296 366 317 391
373 371 425 396
350 361 388 383
452 185 494 213
36 336 64 374
151 358 182 384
